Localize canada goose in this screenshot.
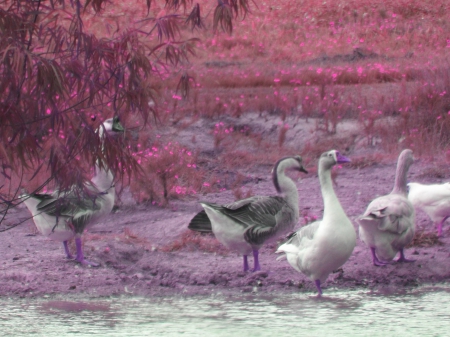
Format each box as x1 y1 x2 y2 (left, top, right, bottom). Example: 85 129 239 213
22 117 124 266
276 150 355 296
190 155 307 272
358 149 415 266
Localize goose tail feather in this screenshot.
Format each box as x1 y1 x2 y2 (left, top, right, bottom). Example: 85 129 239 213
188 210 213 233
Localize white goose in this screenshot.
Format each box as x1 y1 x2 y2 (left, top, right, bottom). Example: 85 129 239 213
408 182 450 236
22 117 124 266
276 150 355 296
189 155 308 272
358 149 415 266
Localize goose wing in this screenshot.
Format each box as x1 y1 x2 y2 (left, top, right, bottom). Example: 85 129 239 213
238 196 292 245
198 196 290 245
284 221 321 247
188 195 280 233
188 210 212 233
359 195 414 234
34 191 102 231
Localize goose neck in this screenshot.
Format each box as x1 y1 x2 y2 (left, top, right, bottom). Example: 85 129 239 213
92 124 114 190
92 165 114 191
318 163 343 215
391 159 409 196
273 170 299 208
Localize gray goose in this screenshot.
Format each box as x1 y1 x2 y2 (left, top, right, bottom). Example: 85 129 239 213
22 117 124 266
189 155 307 272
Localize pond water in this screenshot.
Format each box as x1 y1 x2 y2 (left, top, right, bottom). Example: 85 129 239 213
1 286 449 336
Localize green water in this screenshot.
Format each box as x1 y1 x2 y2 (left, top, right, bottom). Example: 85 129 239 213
1 286 449 336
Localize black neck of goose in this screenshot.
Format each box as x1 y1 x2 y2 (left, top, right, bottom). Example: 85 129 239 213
272 157 286 193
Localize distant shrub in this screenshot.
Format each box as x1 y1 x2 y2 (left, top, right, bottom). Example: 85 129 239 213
130 141 204 205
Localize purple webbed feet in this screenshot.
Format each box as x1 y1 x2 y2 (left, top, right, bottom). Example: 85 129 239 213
75 237 99 267
243 255 249 272
252 250 261 272
437 216 449 237
243 250 261 272
396 248 415 263
63 240 74 259
315 279 323 297
371 247 390 266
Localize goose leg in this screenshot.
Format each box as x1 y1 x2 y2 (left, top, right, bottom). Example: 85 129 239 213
75 236 99 267
314 280 323 297
397 248 415 263
63 240 73 259
437 216 449 237
243 255 249 272
371 247 389 266
252 250 261 272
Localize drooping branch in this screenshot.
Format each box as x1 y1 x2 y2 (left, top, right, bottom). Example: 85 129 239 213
0 0 255 228
185 3 204 31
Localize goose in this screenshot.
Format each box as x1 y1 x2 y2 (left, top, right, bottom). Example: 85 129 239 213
358 149 415 266
275 150 355 296
408 182 450 236
189 155 308 272
21 116 124 266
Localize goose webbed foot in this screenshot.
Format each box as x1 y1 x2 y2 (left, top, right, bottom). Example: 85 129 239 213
75 237 99 267
437 217 448 237
314 279 323 297
373 259 390 267
252 250 261 272
76 257 100 267
397 249 415 263
371 247 390 266
63 241 74 259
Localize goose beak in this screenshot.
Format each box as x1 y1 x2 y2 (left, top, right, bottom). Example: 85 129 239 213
299 166 308 174
336 153 350 164
112 117 125 132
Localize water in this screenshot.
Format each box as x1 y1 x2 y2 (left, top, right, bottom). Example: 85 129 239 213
1 286 449 336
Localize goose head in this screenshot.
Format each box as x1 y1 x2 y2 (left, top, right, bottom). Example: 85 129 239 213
272 155 308 193
273 155 308 175
320 150 350 170
97 116 124 138
101 116 124 135
398 149 414 169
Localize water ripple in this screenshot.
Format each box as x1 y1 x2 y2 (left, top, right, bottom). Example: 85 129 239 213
1 286 450 336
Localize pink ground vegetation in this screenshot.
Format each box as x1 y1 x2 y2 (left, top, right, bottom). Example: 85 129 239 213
129 139 204 204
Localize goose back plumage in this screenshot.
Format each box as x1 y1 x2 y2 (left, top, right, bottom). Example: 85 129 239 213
23 180 115 240
408 182 450 236
188 210 212 233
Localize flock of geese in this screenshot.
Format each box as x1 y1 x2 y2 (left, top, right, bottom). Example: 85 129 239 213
21 118 450 296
